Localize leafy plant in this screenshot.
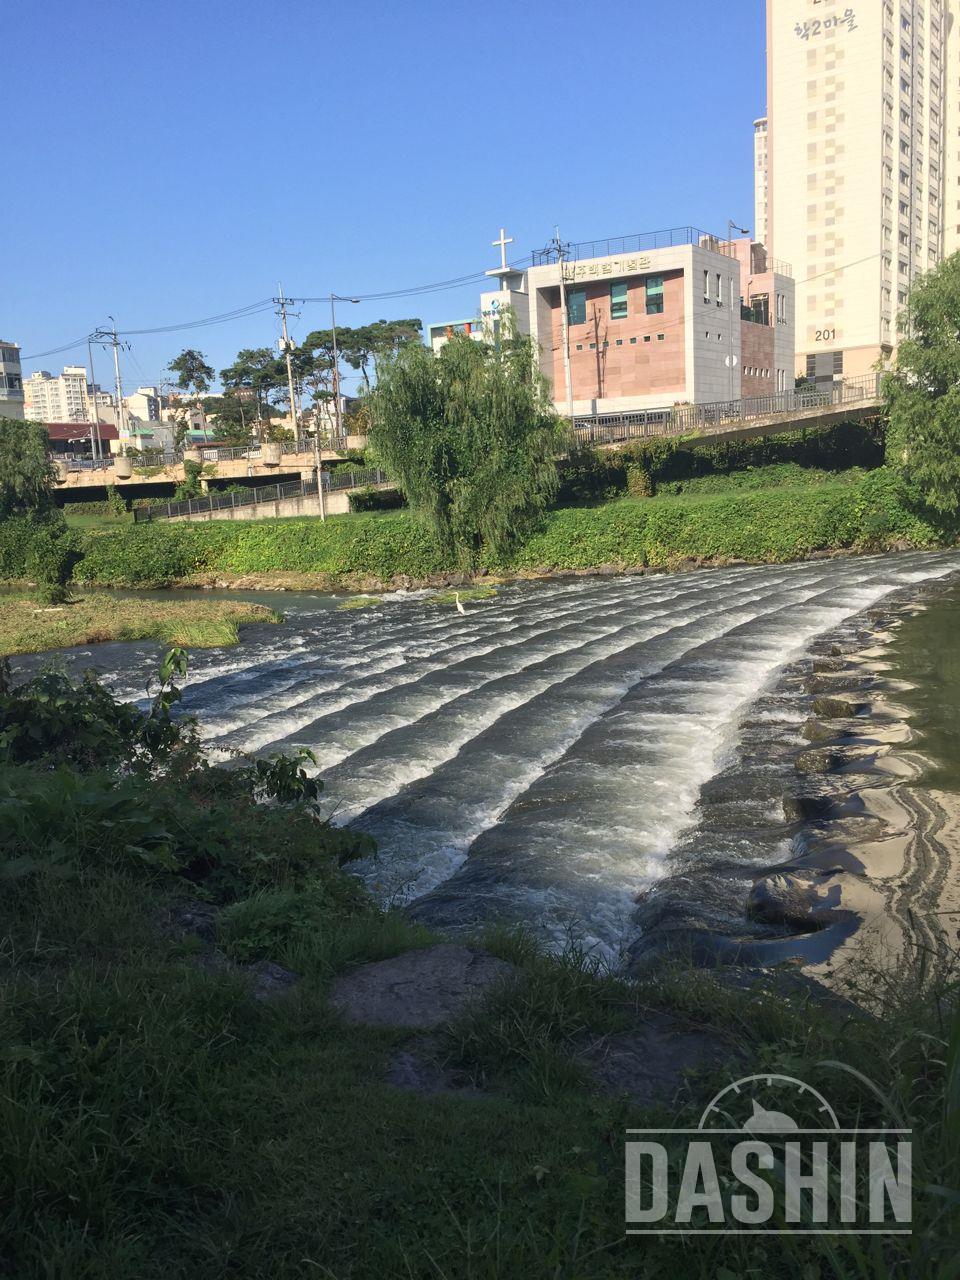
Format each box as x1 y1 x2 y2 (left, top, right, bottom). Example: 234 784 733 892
25 526 82 604
0 418 57 519
884 252 960 512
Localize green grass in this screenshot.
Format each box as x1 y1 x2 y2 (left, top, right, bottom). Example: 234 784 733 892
336 594 382 610
62 509 132 531
0 591 281 655
430 586 499 605
3 866 958 1278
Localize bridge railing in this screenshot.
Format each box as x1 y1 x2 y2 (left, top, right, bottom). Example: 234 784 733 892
571 372 883 448
54 436 356 472
132 467 389 523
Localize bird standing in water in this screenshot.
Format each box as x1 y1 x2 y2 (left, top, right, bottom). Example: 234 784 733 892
454 592 466 615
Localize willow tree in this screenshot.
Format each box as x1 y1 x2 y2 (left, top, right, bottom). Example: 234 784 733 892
0 418 56 518
884 253 960 512
370 328 567 566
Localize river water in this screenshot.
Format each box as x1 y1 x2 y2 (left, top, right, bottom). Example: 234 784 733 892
24 551 960 961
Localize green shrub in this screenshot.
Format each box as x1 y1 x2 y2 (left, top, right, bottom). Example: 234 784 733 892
218 883 339 963
0 512 63 579
626 464 654 497
75 511 449 585
348 485 405 513
25 525 82 603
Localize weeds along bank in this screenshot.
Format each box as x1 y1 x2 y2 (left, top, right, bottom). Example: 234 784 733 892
36 467 955 589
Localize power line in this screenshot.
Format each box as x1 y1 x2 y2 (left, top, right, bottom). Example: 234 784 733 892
117 299 276 335
21 263 507 363
22 336 92 361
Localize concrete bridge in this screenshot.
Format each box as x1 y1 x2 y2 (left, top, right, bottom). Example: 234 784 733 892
572 372 883 452
53 436 369 496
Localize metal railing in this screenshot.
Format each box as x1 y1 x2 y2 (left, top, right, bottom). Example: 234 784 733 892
532 227 740 266
133 467 389 523
571 373 883 448
55 436 358 472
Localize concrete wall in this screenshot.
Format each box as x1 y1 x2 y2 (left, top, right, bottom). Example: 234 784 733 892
165 489 355 522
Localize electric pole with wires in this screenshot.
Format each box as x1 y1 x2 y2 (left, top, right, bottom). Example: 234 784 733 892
553 228 576 426
91 321 132 447
274 284 303 450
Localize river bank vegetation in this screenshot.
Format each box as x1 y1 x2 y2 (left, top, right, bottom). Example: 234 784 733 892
0 651 957 1278
34 464 953 590
0 592 280 657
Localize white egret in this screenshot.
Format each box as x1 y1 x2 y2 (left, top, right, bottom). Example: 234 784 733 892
454 592 466 615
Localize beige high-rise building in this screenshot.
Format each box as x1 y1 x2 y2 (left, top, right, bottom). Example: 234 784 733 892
762 0 955 383
754 117 769 247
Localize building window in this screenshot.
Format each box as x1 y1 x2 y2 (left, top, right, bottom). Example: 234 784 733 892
703 270 710 302
716 273 723 305
610 281 628 319
644 335 652 343
567 288 586 326
629 336 637 344
645 275 664 315
657 333 665 341
615 338 624 346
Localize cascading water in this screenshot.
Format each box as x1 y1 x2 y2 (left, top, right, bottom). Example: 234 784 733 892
43 552 960 960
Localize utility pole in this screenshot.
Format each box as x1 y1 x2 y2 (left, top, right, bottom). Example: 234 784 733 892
86 336 102 461
312 426 325 521
330 294 359 443
91 321 130 447
554 228 575 425
275 284 302 450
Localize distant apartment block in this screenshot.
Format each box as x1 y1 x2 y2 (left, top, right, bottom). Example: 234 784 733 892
762 0 958 380
24 365 92 423
473 227 794 416
0 341 24 419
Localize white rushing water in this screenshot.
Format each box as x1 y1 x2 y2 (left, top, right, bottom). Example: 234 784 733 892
54 552 960 958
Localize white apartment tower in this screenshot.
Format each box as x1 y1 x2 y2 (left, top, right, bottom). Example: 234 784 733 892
762 0 956 382
24 365 92 423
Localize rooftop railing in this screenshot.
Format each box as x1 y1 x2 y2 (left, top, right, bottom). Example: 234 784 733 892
532 227 740 266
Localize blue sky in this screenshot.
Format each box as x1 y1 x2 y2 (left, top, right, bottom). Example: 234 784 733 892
7 0 766 396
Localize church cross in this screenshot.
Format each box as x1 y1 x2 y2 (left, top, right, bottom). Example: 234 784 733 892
492 227 514 271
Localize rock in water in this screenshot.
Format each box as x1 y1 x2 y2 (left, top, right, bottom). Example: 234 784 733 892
328 945 517 1029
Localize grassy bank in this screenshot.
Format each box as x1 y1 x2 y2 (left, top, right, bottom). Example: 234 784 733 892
0 592 280 656
0 656 957 1278
66 467 955 590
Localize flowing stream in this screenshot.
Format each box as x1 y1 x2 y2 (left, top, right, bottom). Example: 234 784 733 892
34 551 960 960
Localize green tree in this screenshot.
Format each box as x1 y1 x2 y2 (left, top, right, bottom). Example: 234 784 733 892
884 253 960 512
220 348 283 429
370 327 566 566
302 318 422 395
0 418 57 519
168 349 215 449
